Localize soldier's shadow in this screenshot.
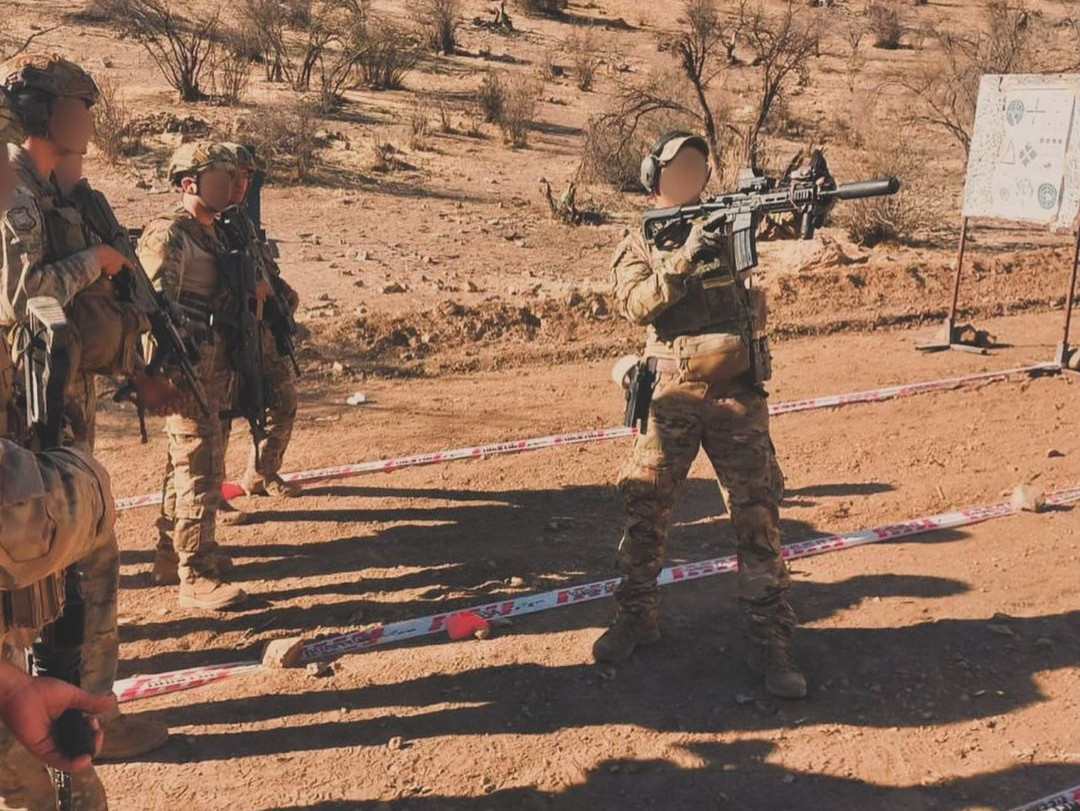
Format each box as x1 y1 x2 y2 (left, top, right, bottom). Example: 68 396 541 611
246 741 1079 811
117 474 968 683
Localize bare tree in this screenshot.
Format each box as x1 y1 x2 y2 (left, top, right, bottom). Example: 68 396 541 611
99 0 220 102
738 1 819 169
891 0 1033 155
656 0 743 176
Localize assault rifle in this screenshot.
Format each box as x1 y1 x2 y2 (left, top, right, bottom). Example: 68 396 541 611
67 181 210 439
643 166 901 273
218 246 268 465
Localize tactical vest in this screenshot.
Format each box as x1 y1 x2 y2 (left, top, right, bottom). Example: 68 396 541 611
649 226 752 344
41 191 93 263
0 347 65 646
0 194 88 645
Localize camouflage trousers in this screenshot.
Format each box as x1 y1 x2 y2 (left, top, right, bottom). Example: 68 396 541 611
615 373 793 627
65 374 119 698
156 341 234 581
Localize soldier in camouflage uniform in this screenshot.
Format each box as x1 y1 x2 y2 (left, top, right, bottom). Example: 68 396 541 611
0 91 116 810
214 142 301 499
594 132 808 699
0 54 170 760
0 437 118 811
141 142 249 610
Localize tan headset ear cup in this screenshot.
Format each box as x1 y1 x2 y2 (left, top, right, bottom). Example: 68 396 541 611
640 155 659 193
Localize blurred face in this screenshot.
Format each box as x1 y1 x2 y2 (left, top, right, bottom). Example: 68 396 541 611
182 166 233 213
656 146 710 207
229 167 251 207
0 144 15 211
48 95 95 156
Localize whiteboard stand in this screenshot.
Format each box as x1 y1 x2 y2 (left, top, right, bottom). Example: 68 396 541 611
916 216 993 355
1054 226 1080 367
919 74 1080 366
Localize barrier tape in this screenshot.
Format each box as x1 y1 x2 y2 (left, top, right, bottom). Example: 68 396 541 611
113 362 1058 512
113 483 1080 704
1009 784 1080 811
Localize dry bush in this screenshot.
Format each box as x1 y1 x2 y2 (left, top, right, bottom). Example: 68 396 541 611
209 29 253 106
579 107 694 190
437 99 454 133
498 76 543 147
514 0 568 16
355 19 421 90
463 107 487 137
365 136 409 172
241 0 290 81
241 0 371 92
539 50 565 80
838 127 929 247
411 0 461 53
233 100 320 182
867 2 903 49
92 77 140 163
477 71 507 123
568 27 602 91
409 102 433 150
97 0 220 101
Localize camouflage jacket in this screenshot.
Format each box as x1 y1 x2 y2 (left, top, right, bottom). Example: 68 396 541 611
0 438 114 646
0 148 102 327
138 204 230 330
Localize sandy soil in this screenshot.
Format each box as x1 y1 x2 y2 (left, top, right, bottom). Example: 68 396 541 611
2 0 1080 808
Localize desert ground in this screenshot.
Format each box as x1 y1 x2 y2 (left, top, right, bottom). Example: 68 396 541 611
4 0 1080 808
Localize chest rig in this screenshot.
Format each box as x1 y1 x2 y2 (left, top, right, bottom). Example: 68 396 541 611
648 221 752 345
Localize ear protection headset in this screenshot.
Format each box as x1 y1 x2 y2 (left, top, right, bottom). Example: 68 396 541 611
639 130 712 194
7 89 53 138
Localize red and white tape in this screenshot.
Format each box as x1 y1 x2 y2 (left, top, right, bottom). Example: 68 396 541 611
113 483 1080 704
1009 784 1080 811
112 362 1057 512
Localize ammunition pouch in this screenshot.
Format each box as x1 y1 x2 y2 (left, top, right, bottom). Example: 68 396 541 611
66 278 149 377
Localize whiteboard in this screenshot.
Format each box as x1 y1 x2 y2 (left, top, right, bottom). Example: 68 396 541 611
962 74 1080 230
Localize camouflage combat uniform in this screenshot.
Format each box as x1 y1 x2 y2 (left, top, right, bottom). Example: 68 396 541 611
0 434 115 811
0 146 120 703
139 200 245 604
598 217 803 695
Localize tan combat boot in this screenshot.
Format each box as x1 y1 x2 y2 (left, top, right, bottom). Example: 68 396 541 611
217 499 250 526
592 608 661 664
179 575 248 610
746 599 807 699
153 547 233 586
97 713 170 761
243 471 301 498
